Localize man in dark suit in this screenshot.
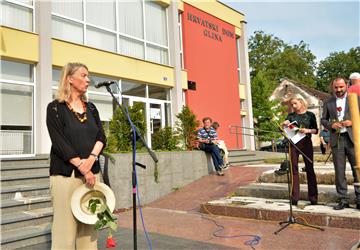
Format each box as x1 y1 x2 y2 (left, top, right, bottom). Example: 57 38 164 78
321 77 360 210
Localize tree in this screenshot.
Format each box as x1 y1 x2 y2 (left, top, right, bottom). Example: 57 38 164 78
175 106 200 150
106 102 146 152
248 31 284 79
251 71 287 147
316 47 360 92
249 31 317 90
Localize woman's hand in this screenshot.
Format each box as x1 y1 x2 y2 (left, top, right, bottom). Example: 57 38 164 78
78 157 96 175
282 120 290 127
84 171 96 188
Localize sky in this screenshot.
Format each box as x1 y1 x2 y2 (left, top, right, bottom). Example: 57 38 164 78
221 0 360 62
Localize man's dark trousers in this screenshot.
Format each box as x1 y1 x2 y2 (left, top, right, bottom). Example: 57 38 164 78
332 132 360 204
200 143 223 171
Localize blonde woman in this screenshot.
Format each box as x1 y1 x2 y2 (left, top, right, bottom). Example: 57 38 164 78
282 94 318 206
46 62 106 249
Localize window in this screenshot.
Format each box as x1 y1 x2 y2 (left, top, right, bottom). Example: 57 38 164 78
236 37 242 82
0 60 35 156
51 0 169 65
1 0 34 32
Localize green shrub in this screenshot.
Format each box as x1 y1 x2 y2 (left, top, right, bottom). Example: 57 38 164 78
152 126 179 151
106 103 146 153
175 106 200 150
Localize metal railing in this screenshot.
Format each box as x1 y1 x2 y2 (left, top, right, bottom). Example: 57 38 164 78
229 125 282 151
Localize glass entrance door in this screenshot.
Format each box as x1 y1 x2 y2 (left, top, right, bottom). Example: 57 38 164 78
148 102 165 148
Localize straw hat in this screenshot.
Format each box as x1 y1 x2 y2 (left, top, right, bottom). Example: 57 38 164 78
71 183 116 225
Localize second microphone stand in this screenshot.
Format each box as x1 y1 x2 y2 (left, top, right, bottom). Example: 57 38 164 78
105 85 158 250
274 131 324 234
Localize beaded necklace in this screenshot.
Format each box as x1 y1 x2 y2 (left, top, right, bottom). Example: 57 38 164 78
66 101 87 123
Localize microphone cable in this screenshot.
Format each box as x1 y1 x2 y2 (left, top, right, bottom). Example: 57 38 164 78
188 207 261 250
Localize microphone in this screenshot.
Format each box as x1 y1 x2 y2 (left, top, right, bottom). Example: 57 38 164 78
94 81 117 88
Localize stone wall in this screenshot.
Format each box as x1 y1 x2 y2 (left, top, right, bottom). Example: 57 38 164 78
107 150 211 209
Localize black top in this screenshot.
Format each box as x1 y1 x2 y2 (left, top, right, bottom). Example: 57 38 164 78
46 100 106 177
286 111 318 138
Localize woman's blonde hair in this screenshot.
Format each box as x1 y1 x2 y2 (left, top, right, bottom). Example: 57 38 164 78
56 62 88 103
289 94 308 109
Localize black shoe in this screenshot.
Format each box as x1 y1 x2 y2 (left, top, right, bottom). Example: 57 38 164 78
356 204 360 210
291 200 298 205
275 169 287 176
310 201 318 205
333 202 350 210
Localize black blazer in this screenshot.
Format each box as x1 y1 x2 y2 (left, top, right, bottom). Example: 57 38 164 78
321 95 360 147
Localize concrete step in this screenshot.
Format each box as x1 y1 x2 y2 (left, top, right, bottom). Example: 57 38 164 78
1 173 49 186
1 168 49 177
1 163 49 171
201 196 360 230
229 155 264 166
1 223 51 249
0 155 49 166
1 195 51 215
1 183 50 201
1 207 53 231
257 168 355 185
235 183 356 203
228 150 256 157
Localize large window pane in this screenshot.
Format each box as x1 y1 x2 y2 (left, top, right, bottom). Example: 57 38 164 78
119 36 144 59
89 75 119 94
52 0 83 21
52 16 83 44
122 81 145 97
87 26 116 52
147 45 168 65
52 68 61 86
0 83 33 155
145 2 167 46
1 1 33 32
118 0 143 39
0 60 33 82
148 85 169 100
88 94 114 121
86 0 115 30
0 83 33 126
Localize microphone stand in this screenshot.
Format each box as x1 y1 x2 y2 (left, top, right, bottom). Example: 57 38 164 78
228 124 325 233
274 128 324 235
104 85 158 250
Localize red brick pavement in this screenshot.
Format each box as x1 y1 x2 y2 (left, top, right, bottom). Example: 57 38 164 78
117 166 360 250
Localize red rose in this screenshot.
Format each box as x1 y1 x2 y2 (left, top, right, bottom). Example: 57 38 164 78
106 236 117 248
336 106 342 112
288 124 294 129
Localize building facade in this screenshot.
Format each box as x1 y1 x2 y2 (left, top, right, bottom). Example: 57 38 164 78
0 0 254 158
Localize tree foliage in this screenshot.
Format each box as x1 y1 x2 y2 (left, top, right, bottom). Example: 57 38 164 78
106 102 146 152
316 47 360 92
248 31 314 143
175 106 200 150
251 71 287 146
249 31 316 91
152 126 180 151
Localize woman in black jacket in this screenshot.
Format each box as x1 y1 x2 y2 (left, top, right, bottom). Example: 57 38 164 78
282 94 318 206
46 62 106 249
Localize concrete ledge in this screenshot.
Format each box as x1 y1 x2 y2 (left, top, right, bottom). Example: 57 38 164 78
235 183 356 203
109 151 210 209
200 196 360 230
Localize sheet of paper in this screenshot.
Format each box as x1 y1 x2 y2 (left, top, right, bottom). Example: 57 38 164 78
283 121 306 144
